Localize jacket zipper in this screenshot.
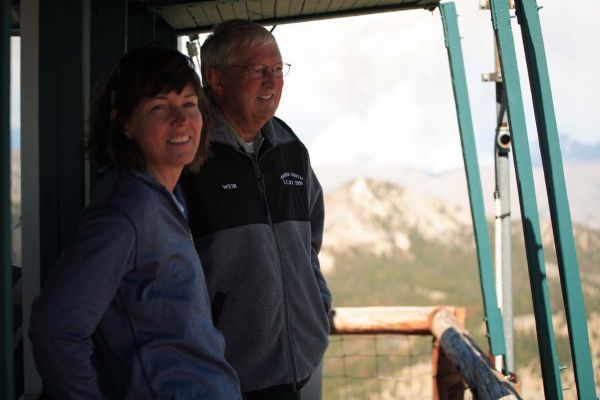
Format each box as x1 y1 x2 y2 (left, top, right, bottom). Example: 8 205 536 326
251 151 298 391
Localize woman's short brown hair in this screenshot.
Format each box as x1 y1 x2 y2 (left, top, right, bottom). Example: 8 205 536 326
87 46 210 173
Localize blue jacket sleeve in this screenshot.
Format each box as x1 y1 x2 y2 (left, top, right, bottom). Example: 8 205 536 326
29 206 136 400
308 166 332 315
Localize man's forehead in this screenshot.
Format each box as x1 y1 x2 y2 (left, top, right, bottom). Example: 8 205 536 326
232 42 281 63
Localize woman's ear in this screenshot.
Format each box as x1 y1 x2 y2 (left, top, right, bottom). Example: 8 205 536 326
205 67 225 97
113 110 133 140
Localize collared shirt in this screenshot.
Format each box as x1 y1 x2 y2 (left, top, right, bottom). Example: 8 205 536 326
221 118 265 157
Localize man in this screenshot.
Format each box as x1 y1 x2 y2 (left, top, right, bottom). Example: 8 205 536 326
181 19 332 399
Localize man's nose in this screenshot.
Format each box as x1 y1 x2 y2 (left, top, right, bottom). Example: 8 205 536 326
262 69 277 84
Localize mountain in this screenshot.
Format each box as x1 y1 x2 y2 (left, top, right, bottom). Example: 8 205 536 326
316 159 600 230
321 177 600 397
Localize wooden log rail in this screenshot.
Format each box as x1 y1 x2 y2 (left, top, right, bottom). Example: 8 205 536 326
328 306 521 400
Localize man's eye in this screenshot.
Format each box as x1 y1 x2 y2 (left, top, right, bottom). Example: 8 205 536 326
273 64 283 73
251 66 266 74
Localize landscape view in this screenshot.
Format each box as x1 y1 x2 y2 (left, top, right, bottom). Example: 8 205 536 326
10 145 600 398
315 153 600 398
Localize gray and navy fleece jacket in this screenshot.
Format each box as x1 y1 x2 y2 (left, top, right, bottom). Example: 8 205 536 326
181 106 332 392
29 168 241 400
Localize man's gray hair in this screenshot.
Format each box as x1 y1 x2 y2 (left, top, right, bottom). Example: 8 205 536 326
201 19 280 83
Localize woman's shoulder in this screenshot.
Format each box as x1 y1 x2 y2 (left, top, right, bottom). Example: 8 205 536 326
90 168 160 219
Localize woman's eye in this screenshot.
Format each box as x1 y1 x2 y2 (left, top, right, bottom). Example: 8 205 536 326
150 103 167 111
183 101 198 108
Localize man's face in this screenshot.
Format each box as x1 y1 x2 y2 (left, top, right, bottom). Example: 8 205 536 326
217 42 284 138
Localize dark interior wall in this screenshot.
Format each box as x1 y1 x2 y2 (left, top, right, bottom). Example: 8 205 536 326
38 0 86 283
128 3 177 51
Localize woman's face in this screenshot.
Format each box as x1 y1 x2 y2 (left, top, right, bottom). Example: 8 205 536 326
125 83 202 182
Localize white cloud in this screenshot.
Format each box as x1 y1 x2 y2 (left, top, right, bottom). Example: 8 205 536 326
274 0 600 173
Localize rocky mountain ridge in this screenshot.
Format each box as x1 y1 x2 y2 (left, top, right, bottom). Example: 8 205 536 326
316 159 600 230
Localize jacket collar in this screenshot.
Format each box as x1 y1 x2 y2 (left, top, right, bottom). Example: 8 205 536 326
208 98 294 148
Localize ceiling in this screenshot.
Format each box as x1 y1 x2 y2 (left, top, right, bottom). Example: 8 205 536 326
138 0 441 35
9 0 441 36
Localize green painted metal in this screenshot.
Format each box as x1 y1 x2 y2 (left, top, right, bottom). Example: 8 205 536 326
39 0 87 283
1 0 14 397
129 3 178 51
515 1 597 397
440 2 506 357
488 0 562 397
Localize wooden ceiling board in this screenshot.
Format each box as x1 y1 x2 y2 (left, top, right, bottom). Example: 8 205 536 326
275 0 290 18
232 2 249 19
246 1 264 20
143 0 440 34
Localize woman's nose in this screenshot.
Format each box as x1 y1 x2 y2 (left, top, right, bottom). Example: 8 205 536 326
171 106 187 124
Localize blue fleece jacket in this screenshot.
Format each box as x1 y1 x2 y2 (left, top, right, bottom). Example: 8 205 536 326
29 168 241 399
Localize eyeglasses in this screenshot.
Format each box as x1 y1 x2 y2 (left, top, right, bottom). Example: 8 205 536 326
229 62 291 79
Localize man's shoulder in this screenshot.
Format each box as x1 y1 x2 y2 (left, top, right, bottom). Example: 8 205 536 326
266 116 308 151
271 116 295 137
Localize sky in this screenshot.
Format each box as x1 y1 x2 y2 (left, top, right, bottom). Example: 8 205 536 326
10 0 600 174
269 0 600 174
10 36 20 148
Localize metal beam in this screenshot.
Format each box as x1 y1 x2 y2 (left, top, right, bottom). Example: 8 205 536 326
129 3 177 50
21 0 43 394
440 2 506 357
488 0 562 397
38 0 87 283
1 0 14 396
514 1 597 397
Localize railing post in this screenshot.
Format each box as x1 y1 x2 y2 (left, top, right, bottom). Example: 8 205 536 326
514 1 597 397
488 0 562 397
439 1 506 357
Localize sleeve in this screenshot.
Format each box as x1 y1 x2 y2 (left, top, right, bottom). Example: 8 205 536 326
29 206 136 400
308 165 333 315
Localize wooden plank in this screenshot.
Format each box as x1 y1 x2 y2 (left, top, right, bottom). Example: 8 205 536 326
331 306 464 335
289 0 304 15
302 0 319 13
315 0 332 13
201 4 223 25
231 1 248 19
341 0 356 9
326 0 345 13
246 0 263 19
353 0 381 8
431 309 521 400
261 0 276 19
187 4 210 28
216 2 235 21
432 340 465 400
275 0 289 18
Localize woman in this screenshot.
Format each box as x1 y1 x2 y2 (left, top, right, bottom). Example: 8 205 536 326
29 46 241 399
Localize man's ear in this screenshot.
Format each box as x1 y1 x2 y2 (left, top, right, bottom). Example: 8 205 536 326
205 67 225 96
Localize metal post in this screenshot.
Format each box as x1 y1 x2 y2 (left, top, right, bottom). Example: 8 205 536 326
481 0 515 377
495 124 514 375
21 0 43 394
440 2 506 356
1 0 15 398
514 1 597 398
487 42 515 375
488 0 562 397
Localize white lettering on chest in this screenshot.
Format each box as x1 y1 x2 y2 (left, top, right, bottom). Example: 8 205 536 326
280 172 304 186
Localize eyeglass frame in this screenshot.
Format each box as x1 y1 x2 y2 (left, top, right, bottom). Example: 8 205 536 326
228 62 291 79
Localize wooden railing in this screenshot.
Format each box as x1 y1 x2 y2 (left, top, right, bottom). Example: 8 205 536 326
328 306 521 400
